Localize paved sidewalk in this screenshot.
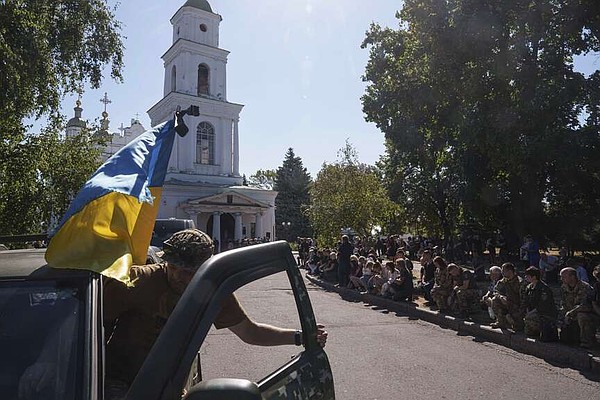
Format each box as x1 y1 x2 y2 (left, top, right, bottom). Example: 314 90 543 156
304 271 600 375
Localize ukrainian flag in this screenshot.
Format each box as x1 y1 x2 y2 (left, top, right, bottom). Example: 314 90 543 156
45 118 177 284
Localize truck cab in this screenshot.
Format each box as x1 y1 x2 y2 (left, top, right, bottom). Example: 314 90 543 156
151 218 196 248
0 242 334 399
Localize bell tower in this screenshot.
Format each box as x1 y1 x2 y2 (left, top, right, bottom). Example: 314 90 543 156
148 0 243 185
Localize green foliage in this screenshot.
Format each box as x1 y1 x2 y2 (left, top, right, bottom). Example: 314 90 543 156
362 0 600 250
274 148 313 241
0 125 103 235
309 141 397 247
248 169 277 190
0 0 124 235
0 0 124 131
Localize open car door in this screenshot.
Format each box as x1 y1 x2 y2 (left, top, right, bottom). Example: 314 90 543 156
127 241 335 400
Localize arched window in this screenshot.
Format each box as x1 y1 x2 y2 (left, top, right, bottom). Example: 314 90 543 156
171 65 177 92
198 64 209 95
196 122 215 165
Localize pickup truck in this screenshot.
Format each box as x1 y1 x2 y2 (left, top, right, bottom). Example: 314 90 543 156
0 241 335 399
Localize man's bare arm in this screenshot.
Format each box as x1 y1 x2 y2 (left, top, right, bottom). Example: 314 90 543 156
229 318 327 347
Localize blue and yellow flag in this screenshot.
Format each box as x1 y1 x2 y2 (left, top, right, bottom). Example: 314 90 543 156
45 119 177 284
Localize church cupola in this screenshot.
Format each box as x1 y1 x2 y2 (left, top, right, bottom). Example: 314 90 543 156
65 100 86 138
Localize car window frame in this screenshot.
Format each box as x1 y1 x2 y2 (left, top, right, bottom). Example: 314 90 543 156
0 268 97 400
127 241 326 400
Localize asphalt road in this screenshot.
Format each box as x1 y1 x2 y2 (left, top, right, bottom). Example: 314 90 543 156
198 270 600 399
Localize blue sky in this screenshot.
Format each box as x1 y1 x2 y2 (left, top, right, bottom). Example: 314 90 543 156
63 0 599 178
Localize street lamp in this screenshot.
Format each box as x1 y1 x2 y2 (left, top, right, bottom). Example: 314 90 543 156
281 221 291 241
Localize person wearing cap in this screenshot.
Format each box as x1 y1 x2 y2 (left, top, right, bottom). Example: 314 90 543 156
104 229 328 392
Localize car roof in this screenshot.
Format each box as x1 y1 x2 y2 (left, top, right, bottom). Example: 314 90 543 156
0 249 91 279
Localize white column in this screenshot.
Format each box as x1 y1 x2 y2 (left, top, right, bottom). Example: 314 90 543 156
234 212 243 242
185 52 193 96
255 212 263 239
220 118 229 174
211 211 221 252
233 119 239 176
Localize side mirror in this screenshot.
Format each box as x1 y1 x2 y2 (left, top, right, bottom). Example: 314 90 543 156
184 378 261 400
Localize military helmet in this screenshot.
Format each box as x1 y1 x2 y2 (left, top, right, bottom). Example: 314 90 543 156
162 228 214 268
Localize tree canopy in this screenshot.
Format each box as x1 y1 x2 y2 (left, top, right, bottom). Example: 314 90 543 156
309 141 397 247
0 0 124 134
248 169 277 190
0 1 124 236
0 127 104 237
274 148 312 241
362 0 600 250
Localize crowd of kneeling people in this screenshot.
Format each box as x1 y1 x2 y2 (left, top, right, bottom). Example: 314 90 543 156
304 241 600 349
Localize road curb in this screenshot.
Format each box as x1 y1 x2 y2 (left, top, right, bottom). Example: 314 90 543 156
305 273 599 373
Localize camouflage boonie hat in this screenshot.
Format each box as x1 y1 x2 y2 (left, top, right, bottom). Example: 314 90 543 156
162 229 214 268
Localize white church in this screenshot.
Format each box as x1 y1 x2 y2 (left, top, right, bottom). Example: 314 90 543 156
66 0 278 247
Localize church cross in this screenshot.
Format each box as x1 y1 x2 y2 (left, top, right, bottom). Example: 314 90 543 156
100 92 112 113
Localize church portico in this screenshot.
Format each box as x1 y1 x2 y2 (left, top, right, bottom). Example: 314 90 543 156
180 189 275 247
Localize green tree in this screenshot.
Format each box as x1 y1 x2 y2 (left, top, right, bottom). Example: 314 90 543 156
0 126 104 236
362 0 600 249
248 169 277 190
309 141 397 247
0 1 124 235
0 0 124 136
274 149 312 241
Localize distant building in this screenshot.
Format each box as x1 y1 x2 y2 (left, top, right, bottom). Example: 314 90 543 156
65 99 146 162
102 118 146 161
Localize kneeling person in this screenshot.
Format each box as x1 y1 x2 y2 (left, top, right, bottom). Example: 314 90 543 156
522 266 558 339
491 262 524 331
559 267 597 348
448 263 479 317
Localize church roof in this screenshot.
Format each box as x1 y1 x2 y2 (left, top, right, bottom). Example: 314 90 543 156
183 0 213 13
66 102 86 129
66 117 86 129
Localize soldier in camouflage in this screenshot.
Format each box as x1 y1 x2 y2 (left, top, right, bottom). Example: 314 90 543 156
559 267 598 348
448 263 479 318
430 256 454 312
490 262 524 330
521 266 558 338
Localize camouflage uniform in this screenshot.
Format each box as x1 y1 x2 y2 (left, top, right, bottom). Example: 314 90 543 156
452 269 479 314
161 228 214 268
561 280 598 347
430 266 453 310
522 281 558 337
491 275 524 330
